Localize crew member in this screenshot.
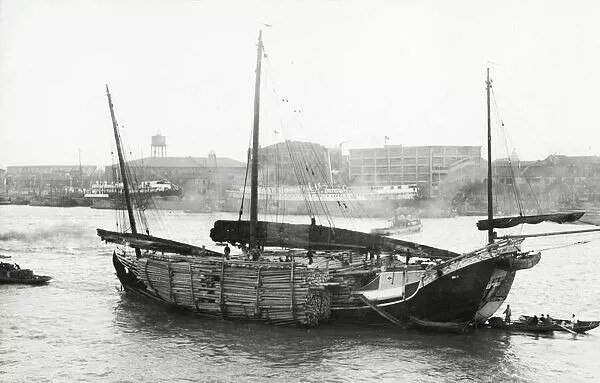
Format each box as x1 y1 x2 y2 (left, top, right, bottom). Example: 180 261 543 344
570 314 578 329
251 247 260 261
307 250 314 265
503 304 512 324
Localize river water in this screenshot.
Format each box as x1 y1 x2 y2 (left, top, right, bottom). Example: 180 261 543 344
1 206 599 382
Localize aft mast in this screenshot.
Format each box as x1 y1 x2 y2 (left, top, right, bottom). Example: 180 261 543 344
105 86 139 239
477 70 584 233
486 68 494 244
249 31 264 249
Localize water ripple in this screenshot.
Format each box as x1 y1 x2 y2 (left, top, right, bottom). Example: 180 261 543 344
1 207 599 382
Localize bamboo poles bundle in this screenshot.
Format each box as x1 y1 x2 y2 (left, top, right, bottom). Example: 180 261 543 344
134 254 333 327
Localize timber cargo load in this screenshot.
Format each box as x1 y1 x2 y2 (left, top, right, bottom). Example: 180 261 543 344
111 250 332 327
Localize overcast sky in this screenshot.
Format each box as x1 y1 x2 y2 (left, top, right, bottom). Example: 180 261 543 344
1 0 600 168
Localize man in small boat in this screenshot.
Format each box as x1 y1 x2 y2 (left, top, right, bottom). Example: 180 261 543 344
543 314 553 326
569 314 578 329
503 304 512 324
530 315 539 325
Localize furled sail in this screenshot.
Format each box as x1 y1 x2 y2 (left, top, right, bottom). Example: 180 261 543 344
210 220 458 259
476 212 584 231
97 229 219 256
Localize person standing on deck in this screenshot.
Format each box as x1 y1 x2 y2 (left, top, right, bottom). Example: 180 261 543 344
503 304 512 324
251 247 261 261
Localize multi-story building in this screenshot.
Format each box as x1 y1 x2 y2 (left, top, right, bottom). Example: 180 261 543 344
258 141 343 186
494 154 600 208
348 145 482 196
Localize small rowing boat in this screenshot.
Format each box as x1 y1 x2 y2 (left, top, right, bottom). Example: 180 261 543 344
0 262 52 285
486 316 554 333
487 316 599 334
519 315 599 334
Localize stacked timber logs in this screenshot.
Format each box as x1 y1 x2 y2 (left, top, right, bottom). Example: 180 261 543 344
135 254 332 327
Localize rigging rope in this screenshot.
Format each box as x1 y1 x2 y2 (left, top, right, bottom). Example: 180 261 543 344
535 240 591 252
491 88 542 216
259 50 365 230
238 133 253 221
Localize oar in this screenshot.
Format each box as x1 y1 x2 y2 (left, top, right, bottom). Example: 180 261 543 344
558 324 577 335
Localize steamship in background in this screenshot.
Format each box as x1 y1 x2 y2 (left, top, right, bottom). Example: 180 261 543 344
85 180 182 210
224 184 418 217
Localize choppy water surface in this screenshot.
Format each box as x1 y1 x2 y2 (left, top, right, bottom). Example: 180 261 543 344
1 206 599 382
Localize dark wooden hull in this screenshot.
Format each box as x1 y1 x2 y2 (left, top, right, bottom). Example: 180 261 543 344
409 316 471 333
109 236 526 328
0 275 52 285
331 258 499 325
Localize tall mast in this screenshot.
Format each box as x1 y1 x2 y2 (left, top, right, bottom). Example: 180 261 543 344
486 68 494 244
249 31 264 249
106 85 138 236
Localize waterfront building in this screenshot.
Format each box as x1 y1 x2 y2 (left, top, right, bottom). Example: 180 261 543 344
348 145 482 196
494 154 600 208
104 154 246 197
257 141 343 185
6 165 98 195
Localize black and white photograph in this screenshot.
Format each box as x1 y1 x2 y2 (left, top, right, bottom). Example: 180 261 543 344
1 1 599 382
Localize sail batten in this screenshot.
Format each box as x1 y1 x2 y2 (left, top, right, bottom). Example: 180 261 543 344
97 229 217 256
477 212 584 231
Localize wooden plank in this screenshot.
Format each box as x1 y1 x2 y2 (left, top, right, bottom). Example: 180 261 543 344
255 267 261 316
188 263 197 309
219 260 226 317
358 295 403 326
290 261 296 324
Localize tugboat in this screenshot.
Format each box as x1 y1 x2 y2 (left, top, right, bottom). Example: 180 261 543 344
0 262 52 285
371 211 423 236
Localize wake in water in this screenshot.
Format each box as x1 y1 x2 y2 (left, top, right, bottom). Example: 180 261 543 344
0 224 89 242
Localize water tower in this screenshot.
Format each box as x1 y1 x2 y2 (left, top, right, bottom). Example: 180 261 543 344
151 134 167 157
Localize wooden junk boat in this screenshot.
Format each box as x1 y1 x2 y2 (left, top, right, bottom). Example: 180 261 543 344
99 33 586 328
0 262 51 285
